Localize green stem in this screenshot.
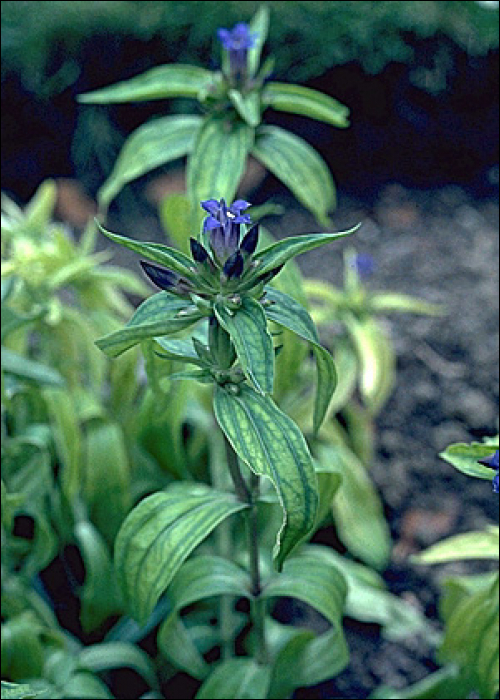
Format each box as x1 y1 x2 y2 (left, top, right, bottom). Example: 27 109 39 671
209 431 236 660
224 440 268 665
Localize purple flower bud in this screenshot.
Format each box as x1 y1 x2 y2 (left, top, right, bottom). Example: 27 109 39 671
140 261 192 297
478 450 500 493
222 250 244 279
190 237 209 264
240 224 259 256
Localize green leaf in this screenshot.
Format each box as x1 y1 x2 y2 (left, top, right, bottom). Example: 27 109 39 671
114 482 248 623
263 546 348 694
252 125 336 226
96 222 197 278
158 555 251 679
77 64 212 103
158 192 195 252
24 179 57 231
42 388 81 502
78 642 157 689
196 658 271 699
369 292 443 316
228 89 261 127
317 443 391 570
1 348 65 386
344 313 396 414
74 520 120 633
82 420 131 543
370 666 463 699
254 225 359 278
262 82 350 128
412 526 499 564
439 440 499 481
154 335 205 365
98 116 202 210
303 545 430 642
95 292 203 358
264 287 337 433
247 5 270 77
213 383 318 569
438 574 499 698
0 681 51 699
215 297 274 395
187 115 254 209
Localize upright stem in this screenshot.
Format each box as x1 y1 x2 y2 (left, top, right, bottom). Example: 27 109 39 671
224 437 268 664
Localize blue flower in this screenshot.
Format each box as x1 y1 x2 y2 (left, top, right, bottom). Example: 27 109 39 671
201 198 252 263
217 23 258 79
351 253 375 279
478 450 499 494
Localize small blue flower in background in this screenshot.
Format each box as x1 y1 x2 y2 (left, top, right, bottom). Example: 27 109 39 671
202 198 252 263
351 252 375 279
217 23 258 79
478 450 499 493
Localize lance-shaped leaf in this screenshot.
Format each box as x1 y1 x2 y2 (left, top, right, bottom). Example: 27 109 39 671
158 555 251 679
213 384 319 569
253 224 359 280
77 64 213 103
96 222 197 279
228 89 261 127
96 292 203 358
215 297 274 395
439 440 499 481
114 482 248 624
154 335 205 366
252 125 336 226
344 313 395 415
262 82 350 128
264 287 336 433
78 642 157 689
412 526 500 564
247 5 270 77
317 443 391 570
439 574 499 699
187 115 254 208
264 547 348 696
196 658 271 699
98 115 202 210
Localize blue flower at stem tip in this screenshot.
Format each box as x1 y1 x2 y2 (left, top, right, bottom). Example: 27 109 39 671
201 198 252 263
478 450 499 493
140 198 262 297
217 22 258 78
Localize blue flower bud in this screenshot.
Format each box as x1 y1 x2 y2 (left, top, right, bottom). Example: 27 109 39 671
478 450 499 494
140 261 192 297
190 237 209 264
240 224 259 257
222 249 244 279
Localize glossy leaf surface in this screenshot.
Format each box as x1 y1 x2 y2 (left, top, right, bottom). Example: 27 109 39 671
77 64 212 103
213 383 318 569
215 297 274 395
114 482 248 623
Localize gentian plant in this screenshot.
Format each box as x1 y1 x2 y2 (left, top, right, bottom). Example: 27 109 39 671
92 197 360 697
77 6 349 227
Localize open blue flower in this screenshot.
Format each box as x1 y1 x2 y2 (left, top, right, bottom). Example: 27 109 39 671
217 22 258 78
478 450 499 493
201 198 252 263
